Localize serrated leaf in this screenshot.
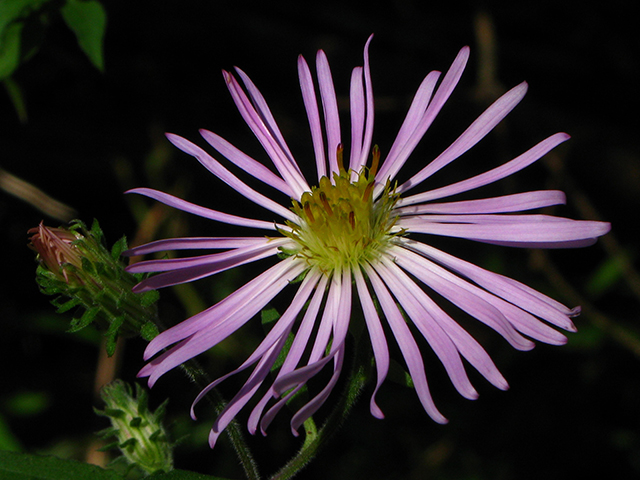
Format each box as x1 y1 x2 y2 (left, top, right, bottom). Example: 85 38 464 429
60 0 106 71
0 449 125 480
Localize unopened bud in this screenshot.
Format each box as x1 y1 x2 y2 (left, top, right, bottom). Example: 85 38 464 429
96 380 173 474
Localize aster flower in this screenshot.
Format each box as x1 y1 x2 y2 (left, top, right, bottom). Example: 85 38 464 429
126 36 610 448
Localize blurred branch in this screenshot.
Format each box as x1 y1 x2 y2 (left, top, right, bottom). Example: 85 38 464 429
473 10 504 102
0 166 76 221
529 249 640 358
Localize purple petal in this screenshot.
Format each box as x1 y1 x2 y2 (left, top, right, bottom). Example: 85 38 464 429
377 46 470 188
223 71 309 196
349 66 365 172
128 240 287 292
199 129 293 196
140 257 305 364
396 190 566 215
124 236 270 256
354 267 389 419
401 239 579 329
316 49 341 175
375 260 479 400
251 273 329 435
297 54 327 181
375 71 441 184
234 67 303 176
364 263 448 424
399 82 528 194
379 256 509 390
166 133 297 222
393 247 568 345
357 34 375 170
390 246 536 349
126 187 282 231
398 215 611 247
399 132 570 206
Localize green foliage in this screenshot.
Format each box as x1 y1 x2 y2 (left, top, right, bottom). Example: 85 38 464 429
586 251 631 297
0 0 106 79
0 450 232 479
0 0 106 120
60 0 106 71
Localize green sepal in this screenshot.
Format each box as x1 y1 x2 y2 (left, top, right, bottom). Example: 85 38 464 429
128 417 143 428
97 440 121 452
140 290 160 308
103 407 126 418
110 236 128 261
68 306 99 332
140 321 159 341
119 437 137 450
54 297 80 314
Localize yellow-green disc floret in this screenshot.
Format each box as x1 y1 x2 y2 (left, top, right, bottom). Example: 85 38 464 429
282 148 400 273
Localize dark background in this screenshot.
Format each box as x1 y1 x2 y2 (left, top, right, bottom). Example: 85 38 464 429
1 1 638 479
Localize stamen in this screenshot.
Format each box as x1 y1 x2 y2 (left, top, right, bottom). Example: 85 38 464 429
336 143 345 173
370 145 380 178
303 202 315 223
319 192 333 215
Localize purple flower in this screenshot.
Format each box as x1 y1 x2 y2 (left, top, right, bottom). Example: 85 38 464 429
126 36 610 448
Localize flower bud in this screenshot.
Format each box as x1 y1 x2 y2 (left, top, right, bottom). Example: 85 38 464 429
95 380 173 474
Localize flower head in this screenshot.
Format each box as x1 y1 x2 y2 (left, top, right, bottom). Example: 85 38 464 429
126 36 610 448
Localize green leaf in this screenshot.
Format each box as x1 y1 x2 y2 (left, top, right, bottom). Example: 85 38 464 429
60 0 106 71
260 307 280 327
586 251 630 297
0 450 125 480
0 0 47 38
0 22 22 80
3 77 28 122
0 414 23 452
147 468 235 480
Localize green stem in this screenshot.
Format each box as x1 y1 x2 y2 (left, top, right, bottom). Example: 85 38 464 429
268 339 368 480
179 359 262 480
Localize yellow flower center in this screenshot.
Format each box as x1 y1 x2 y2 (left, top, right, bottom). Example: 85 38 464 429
282 147 400 273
